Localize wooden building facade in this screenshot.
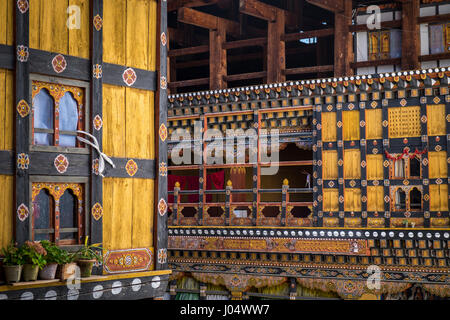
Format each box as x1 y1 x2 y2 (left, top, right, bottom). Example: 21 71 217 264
0 0 170 300
166 0 450 300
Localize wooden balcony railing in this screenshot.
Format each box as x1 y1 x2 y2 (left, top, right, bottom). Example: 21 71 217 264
168 179 313 227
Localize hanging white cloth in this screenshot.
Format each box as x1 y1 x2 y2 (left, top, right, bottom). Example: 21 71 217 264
76 130 115 177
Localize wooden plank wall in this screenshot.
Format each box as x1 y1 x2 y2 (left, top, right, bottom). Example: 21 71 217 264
102 0 157 253
0 0 14 249
29 0 90 58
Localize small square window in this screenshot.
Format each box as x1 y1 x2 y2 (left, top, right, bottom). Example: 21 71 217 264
30 75 90 153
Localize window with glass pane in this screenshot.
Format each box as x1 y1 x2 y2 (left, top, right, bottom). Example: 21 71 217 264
32 81 85 148
31 182 84 245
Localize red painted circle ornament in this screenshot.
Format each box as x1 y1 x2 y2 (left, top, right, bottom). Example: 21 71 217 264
91 203 103 221
17 203 29 222
158 198 167 216
17 0 29 14
54 154 69 174
17 45 29 62
52 54 67 74
122 68 137 86
125 159 138 177
17 99 30 118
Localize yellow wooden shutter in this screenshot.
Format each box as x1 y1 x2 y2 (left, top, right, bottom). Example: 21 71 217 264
365 109 382 139
322 112 337 142
366 154 383 180
367 186 384 211
388 106 421 138
322 150 338 180
344 188 362 212
430 184 448 211
323 188 339 212
344 149 361 179
427 104 446 136
342 110 360 141
428 151 447 178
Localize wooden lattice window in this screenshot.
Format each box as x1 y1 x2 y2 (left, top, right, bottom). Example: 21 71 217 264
429 23 450 54
31 182 85 245
388 106 421 138
31 79 87 149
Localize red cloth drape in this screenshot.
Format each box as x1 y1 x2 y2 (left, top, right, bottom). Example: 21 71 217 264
168 170 225 203
206 170 225 202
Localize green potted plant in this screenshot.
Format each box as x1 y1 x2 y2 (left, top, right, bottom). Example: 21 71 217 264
39 241 65 280
74 237 103 278
21 241 47 281
1 242 25 284
56 248 77 281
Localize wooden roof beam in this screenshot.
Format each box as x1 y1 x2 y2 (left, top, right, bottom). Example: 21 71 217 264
177 7 240 36
238 0 300 28
306 0 344 12
168 0 219 12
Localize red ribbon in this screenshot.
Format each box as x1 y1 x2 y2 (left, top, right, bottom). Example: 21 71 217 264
384 148 427 162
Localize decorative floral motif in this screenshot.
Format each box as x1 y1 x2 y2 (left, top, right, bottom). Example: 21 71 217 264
17 0 29 13
159 162 167 177
421 115 427 123
400 99 407 107
54 154 69 174
93 14 103 31
371 101 378 108
161 32 167 46
16 45 29 62
433 96 441 104
360 120 365 127
160 76 167 90
93 64 102 79
382 120 388 127
125 159 138 177
52 54 67 73
104 248 153 274
159 123 168 142
157 248 167 264
158 198 167 216
17 99 30 118
122 68 137 86
92 159 99 175
17 153 29 170
17 203 29 222
93 115 103 131
91 202 103 221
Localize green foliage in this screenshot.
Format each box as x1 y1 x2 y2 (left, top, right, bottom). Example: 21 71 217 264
74 237 103 263
20 241 47 270
40 240 75 265
1 242 25 266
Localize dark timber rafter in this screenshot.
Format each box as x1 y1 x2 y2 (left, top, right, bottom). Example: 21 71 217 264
177 7 239 89
239 0 286 83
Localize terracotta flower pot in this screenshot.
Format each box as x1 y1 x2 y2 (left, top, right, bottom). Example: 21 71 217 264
39 263 58 280
58 263 78 281
76 259 96 278
3 265 23 284
23 264 39 281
